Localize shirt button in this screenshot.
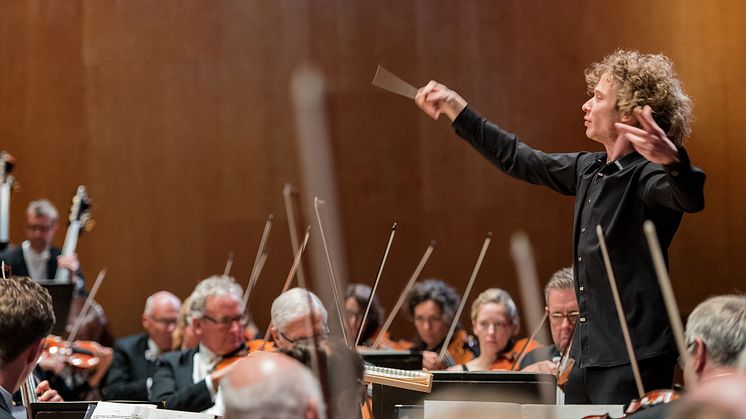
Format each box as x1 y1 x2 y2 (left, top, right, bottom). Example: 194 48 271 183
580 317 586 323
577 257 582 262
581 227 586 233
579 286 584 291
588 199 592 203
597 172 604 177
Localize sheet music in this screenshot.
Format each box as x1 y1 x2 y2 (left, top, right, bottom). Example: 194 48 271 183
424 401 624 419
90 402 216 419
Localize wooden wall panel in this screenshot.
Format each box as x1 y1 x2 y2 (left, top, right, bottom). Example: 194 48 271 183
1 0 743 340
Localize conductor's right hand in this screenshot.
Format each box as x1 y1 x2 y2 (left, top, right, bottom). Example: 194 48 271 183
415 81 467 122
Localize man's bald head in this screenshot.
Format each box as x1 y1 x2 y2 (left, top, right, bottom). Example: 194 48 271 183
221 352 325 419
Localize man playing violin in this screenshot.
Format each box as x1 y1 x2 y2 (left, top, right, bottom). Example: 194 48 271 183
103 291 181 401
632 294 746 419
0 277 60 419
0 200 82 287
521 267 578 373
150 276 245 414
415 50 705 404
270 288 329 351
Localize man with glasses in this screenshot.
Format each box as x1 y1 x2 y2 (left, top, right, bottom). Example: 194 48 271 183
103 291 181 401
0 200 82 286
521 267 579 373
270 288 329 351
150 276 246 413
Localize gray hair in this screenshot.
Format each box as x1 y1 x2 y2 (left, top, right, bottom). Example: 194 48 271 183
221 356 325 419
271 288 328 333
26 199 58 221
544 267 574 303
189 275 243 319
143 291 181 316
685 294 746 368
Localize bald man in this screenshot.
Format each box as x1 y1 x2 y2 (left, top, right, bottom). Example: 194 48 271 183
221 352 325 419
104 291 181 400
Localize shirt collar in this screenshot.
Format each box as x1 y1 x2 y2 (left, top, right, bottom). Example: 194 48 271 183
21 240 50 259
0 385 13 413
597 151 643 176
145 338 161 362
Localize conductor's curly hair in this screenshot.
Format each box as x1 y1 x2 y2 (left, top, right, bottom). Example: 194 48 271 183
585 49 693 146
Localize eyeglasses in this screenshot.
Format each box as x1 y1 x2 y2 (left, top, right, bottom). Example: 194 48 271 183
25 223 54 233
201 314 248 329
549 311 581 325
148 316 178 327
278 327 330 345
414 316 444 325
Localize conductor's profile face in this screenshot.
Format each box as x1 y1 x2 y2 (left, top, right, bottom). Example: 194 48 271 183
582 74 624 144
413 300 448 349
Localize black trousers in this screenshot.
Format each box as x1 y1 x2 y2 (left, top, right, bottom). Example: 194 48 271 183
564 352 677 405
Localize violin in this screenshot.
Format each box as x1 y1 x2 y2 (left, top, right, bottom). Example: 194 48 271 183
582 389 682 418
488 337 539 371
213 339 276 371
42 335 101 369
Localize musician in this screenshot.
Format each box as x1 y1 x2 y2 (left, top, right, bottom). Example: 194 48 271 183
0 200 82 287
632 294 746 419
345 284 411 349
520 267 578 372
415 50 705 404
449 288 537 371
172 296 200 351
149 275 245 413
103 291 181 401
270 288 329 351
406 279 475 370
0 277 56 419
220 352 325 419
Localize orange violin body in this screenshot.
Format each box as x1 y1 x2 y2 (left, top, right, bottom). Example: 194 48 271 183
42 335 100 369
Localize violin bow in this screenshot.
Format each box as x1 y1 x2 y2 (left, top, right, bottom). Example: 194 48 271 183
643 220 691 370
597 225 645 399
242 214 274 311
314 197 350 348
284 183 308 286
262 227 311 344
510 312 548 371
373 241 435 349
223 252 235 276
438 232 492 365
355 222 397 347
66 267 107 344
509 232 553 372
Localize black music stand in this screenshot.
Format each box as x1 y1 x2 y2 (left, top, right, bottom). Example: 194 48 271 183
372 371 557 419
37 280 75 336
361 349 423 370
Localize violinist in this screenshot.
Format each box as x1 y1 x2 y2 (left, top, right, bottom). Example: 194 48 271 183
150 275 246 414
631 294 746 419
0 200 82 288
415 50 705 404
448 288 538 371
172 296 200 351
0 277 56 419
345 283 411 349
103 291 181 401
520 267 578 373
270 288 329 351
406 279 476 370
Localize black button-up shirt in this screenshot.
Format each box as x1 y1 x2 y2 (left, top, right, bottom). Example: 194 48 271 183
453 107 705 368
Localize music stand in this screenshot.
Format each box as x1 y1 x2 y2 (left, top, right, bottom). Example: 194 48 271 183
361 349 423 370
37 280 74 336
30 401 96 419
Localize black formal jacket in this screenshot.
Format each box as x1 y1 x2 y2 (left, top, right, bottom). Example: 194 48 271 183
103 333 156 401
0 245 62 278
149 347 213 412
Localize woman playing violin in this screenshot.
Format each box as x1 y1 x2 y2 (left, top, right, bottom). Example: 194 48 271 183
345 284 412 350
449 288 537 372
406 279 476 370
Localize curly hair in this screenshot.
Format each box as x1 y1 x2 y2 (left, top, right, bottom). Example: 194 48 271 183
585 49 693 146
406 279 461 324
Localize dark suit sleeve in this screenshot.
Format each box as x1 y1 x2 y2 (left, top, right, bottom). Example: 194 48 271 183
103 343 148 401
149 356 213 412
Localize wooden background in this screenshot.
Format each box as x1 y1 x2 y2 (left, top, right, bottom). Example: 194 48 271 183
1 0 743 340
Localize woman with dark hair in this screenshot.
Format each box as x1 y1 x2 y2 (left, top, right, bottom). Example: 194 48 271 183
345 284 411 349
406 279 476 370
